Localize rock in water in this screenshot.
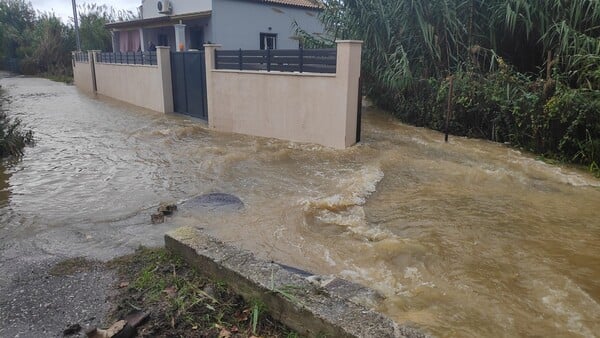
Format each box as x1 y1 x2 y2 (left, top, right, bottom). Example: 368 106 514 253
181 193 244 211
157 202 177 215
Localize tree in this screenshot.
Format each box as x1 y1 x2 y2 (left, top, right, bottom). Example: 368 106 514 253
77 3 137 52
0 0 36 59
30 13 76 75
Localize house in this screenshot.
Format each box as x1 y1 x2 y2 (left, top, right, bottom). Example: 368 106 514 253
105 0 324 52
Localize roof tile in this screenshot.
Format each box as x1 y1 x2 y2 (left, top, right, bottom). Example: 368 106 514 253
257 0 322 10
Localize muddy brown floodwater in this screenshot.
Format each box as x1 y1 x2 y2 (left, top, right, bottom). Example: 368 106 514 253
1 75 599 337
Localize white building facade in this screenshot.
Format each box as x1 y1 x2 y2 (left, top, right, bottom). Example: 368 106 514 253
106 0 324 52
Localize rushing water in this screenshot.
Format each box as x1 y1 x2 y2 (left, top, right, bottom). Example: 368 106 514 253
1 75 599 337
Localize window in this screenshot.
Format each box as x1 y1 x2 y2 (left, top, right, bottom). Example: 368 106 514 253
260 33 277 50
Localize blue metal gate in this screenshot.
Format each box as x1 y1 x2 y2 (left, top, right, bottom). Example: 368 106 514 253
170 51 208 120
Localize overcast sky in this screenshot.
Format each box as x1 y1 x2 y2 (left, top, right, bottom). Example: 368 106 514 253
29 0 140 23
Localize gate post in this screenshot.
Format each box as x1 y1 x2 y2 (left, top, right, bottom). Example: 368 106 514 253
88 50 99 93
157 46 174 113
203 44 221 126
335 40 363 147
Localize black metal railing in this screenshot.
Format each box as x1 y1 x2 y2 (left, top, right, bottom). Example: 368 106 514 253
215 48 337 74
73 52 89 63
95 51 157 66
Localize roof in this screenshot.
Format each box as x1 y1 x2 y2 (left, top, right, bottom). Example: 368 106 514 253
253 0 322 9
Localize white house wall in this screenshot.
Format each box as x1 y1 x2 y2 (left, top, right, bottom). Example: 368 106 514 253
211 0 323 49
142 0 212 19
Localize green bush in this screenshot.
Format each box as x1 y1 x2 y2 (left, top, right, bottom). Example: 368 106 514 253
19 56 38 75
543 86 600 168
377 64 600 175
0 112 34 158
0 92 34 158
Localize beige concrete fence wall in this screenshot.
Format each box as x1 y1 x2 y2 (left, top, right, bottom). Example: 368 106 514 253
72 48 173 113
73 42 363 148
72 51 95 94
93 47 173 113
204 41 363 149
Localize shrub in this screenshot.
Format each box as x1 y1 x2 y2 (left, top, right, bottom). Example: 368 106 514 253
543 86 600 167
377 64 600 174
0 92 34 158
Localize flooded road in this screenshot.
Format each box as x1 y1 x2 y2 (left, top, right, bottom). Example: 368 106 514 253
1 75 599 337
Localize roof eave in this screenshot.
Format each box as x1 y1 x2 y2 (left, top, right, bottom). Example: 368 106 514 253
105 10 212 30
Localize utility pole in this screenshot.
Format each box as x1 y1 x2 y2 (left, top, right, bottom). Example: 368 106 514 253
72 0 81 51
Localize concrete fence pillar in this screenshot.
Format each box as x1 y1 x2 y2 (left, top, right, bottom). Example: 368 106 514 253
156 46 173 113
335 40 363 147
203 44 221 125
88 50 99 93
72 50 97 94
88 50 99 64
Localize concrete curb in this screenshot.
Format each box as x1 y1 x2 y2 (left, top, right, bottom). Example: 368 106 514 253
165 226 430 338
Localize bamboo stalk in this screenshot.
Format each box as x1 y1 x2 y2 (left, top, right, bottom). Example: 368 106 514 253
445 75 454 143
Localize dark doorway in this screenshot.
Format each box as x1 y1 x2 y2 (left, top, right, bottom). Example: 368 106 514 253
190 28 204 50
170 51 207 120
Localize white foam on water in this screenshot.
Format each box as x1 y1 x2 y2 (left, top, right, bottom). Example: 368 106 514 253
410 136 429 146
549 167 600 187
508 155 600 187
534 277 600 338
340 264 405 297
404 266 421 281
299 165 391 241
323 248 337 267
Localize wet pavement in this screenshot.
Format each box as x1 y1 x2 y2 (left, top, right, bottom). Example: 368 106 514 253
1 257 113 337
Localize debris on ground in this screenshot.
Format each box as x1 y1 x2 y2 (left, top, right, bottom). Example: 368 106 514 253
85 310 149 338
105 247 294 337
63 323 81 336
157 202 177 215
150 213 164 224
150 202 178 224
85 320 133 338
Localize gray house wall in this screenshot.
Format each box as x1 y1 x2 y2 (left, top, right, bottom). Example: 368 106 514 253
142 0 212 19
210 0 323 49
184 18 214 49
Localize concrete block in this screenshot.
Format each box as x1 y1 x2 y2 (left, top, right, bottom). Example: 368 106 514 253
165 226 429 338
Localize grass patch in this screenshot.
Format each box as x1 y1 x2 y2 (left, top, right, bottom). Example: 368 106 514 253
106 247 295 337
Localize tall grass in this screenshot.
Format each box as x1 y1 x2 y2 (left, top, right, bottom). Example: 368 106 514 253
0 91 34 158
